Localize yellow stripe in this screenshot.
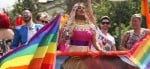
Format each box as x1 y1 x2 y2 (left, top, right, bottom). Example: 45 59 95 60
33 46 48 58
33 42 56 58
47 42 57 53
133 38 150 64
129 56 140 65
0 55 33 69
135 39 150 60
132 38 147 58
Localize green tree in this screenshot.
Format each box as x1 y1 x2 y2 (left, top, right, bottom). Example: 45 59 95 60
8 0 46 26
93 0 141 49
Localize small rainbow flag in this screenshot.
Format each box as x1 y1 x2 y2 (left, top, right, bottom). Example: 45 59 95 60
0 14 60 69
141 0 150 29
126 34 150 69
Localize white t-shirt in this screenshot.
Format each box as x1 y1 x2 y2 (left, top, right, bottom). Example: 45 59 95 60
91 29 115 51
28 27 37 41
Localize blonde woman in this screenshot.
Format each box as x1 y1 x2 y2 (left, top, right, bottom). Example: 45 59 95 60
62 0 104 52
119 14 150 51
61 0 105 69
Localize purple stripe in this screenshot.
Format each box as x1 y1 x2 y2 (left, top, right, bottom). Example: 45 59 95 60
29 15 60 43
70 40 89 46
145 62 150 69
142 53 150 69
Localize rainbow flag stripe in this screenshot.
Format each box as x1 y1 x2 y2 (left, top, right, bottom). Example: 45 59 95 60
126 35 150 69
0 15 60 69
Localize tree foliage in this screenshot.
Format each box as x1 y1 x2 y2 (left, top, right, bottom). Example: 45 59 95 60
7 0 45 26
92 0 141 48
7 0 143 49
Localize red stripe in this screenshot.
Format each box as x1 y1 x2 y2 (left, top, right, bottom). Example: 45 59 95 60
41 64 53 69
41 53 55 69
42 53 55 64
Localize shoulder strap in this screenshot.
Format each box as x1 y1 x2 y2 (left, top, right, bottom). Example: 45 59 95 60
126 31 131 40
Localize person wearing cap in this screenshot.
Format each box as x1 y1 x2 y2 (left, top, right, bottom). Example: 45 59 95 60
119 14 150 51
94 16 116 51
11 9 43 49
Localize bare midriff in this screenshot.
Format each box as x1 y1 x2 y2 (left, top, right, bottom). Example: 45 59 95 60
68 45 89 52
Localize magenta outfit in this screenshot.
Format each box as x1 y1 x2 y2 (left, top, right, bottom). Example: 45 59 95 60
70 26 94 46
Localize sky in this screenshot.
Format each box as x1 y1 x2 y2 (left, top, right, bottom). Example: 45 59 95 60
0 0 17 11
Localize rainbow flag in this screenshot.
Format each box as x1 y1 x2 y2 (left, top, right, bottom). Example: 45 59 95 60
0 14 60 69
126 34 150 69
141 0 150 29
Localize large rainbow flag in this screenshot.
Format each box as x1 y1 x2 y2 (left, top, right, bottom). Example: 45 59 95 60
126 34 150 69
0 14 60 69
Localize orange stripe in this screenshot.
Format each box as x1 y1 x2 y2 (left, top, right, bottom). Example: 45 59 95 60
141 0 145 16
7 65 28 69
42 53 55 64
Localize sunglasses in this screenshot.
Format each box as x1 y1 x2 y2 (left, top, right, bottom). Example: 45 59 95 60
101 22 110 25
41 20 48 24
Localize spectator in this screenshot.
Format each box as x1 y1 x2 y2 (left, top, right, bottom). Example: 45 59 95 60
0 12 14 56
36 12 50 25
92 16 116 51
11 9 43 49
119 14 150 51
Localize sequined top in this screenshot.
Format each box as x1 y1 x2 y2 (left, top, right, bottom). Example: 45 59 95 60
125 28 147 49
70 24 94 46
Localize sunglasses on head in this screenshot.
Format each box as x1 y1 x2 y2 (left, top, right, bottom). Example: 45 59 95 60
101 22 110 25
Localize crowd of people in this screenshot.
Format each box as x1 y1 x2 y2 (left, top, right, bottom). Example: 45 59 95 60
0 0 149 60
0 9 50 57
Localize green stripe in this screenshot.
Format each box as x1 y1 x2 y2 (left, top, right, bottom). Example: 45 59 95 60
1 33 58 65
51 33 57 42
0 44 38 64
139 44 150 64
39 33 57 47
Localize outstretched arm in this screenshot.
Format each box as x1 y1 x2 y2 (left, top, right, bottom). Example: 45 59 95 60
92 31 106 52
87 0 97 25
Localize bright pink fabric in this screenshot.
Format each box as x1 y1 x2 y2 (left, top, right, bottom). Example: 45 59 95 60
71 28 93 42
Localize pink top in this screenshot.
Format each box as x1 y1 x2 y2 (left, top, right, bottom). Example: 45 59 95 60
70 26 94 46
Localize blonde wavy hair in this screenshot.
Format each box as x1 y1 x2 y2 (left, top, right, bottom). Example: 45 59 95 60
62 1 96 40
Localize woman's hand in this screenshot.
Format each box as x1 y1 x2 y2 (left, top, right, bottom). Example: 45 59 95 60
100 49 107 55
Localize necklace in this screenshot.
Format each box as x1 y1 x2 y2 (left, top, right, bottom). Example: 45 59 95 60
74 23 90 31
75 19 87 25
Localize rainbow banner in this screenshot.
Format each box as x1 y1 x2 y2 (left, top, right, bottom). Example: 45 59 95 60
0 14 60 69
141 0 150 29
126 34 150 69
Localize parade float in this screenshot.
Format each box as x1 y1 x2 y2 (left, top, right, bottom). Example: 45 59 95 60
0 0 150 69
